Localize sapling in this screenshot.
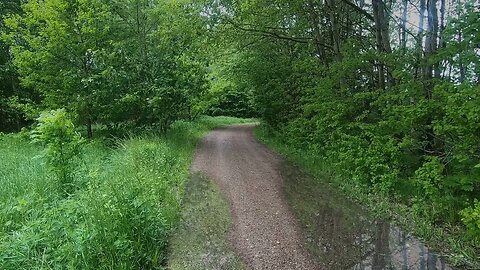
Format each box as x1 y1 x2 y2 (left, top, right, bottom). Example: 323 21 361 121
31 109 84 195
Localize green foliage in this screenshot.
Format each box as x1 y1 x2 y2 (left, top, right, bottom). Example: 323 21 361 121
3 0 211 134
0 116 252 269
460 200 480 237
0 0 478 267
31 109 84 194
215 0 480 266
207 88 257 118
257 123 480 269
0 0 33 132
413 157 444 199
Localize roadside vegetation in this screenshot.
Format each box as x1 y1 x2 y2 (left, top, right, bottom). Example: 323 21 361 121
0 116 250 269
1 0 479 268
256 126 479 269
168 173 246 270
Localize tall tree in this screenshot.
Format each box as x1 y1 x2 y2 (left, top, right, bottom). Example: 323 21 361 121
0 0 25 132
372 0 393 88
401 0 408 50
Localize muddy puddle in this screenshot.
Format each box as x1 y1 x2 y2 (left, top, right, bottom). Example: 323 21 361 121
280 161 454 270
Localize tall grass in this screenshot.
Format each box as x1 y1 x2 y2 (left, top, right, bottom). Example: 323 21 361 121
0 116 251 269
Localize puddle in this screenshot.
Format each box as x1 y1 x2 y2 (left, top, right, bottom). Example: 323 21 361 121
352 222 452 270
280 161 454 270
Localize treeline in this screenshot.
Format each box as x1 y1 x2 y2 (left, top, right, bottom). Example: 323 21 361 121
0 0 255 136
209 0 480 255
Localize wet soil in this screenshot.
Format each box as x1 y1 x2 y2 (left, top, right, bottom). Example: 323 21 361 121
281 161 454 270
192 124 317 269
191 124 454 270
168 173 246 270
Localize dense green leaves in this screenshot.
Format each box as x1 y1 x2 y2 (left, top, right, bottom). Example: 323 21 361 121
0 0 479 267
2 0 212 135
31 109 84 194
206 0 480 258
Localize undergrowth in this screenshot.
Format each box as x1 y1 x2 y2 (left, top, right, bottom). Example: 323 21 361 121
0 116 251 269
255 124 480 269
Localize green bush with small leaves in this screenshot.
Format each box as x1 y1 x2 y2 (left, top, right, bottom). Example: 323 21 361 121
31 109 84 194
460 200 480 237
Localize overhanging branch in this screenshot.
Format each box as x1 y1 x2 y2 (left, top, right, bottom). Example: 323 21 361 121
340 0 375 22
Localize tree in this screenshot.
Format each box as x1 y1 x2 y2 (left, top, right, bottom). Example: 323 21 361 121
5 0 211 135
208 1 480 262
4 0 116 137
0 0 27 132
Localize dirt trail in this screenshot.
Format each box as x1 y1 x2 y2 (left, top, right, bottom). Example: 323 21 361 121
191 124 318 269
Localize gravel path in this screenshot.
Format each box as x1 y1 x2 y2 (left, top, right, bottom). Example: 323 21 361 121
191 124 318 269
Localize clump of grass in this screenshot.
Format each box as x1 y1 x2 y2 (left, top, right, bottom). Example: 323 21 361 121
168 173 246 270
0 116 252 269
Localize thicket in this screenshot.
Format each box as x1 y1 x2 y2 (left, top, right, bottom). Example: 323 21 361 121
0 116 249 269
207 0 479 267
0 0 238 136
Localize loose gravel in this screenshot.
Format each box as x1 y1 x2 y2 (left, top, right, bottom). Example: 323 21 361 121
191 124 319 270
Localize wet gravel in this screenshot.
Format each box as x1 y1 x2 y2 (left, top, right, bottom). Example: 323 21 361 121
191 124 318 269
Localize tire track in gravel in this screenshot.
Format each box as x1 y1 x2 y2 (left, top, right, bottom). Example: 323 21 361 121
191 124 319 270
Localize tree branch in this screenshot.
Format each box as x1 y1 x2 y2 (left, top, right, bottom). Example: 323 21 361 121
226 20 311 44
340 0 375 22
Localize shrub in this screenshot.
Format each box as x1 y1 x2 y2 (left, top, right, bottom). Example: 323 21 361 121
31 109 84 194
460 200 480 237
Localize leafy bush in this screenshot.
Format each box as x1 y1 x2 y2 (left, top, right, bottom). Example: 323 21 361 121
460 200 480 237
30 109 84 194
0 116 251 269
207 88 257 118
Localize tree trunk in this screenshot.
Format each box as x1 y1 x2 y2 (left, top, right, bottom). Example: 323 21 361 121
401 0 408 50
423 0 441 155
86 117 93 139
414 0 426 79
424 0 439 85
326 0 342 61
419 0 426 36
372 0 392 89
306 0 328 64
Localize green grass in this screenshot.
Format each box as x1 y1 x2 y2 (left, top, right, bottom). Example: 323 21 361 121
255 124 480 269
167 173 246 270
0 116 252 269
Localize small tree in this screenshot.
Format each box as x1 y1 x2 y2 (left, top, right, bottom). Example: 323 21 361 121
31 109 84 194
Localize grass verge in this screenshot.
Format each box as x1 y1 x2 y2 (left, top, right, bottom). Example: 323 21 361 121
255 124 479 269
0 116 251 269
167 173 246 270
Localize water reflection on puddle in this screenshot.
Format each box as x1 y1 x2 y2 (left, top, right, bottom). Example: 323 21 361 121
280 162 453 270
351 222 452 270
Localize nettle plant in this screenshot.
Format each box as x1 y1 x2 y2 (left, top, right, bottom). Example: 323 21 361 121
31 109 84 195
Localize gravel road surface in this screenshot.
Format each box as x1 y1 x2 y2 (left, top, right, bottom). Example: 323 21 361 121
191 124 318 269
